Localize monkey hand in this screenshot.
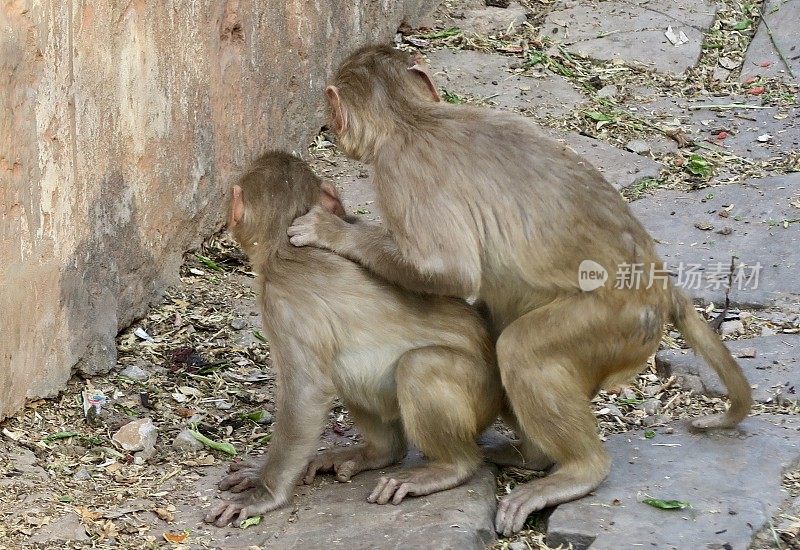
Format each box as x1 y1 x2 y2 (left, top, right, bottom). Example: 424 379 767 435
288 206 346 249
203 486 287 527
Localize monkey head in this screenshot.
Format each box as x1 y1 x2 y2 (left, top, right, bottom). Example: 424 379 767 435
228 151 345 256
325 45 441 161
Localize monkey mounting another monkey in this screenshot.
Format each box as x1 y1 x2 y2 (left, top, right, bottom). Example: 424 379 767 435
204 151 502 527
288 45 753 535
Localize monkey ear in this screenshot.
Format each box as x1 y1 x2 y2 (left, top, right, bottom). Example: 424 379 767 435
319 180 346 218
325 85 348 133
229 185 245 228
408 59 441 102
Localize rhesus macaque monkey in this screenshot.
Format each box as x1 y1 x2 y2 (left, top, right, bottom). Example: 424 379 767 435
287 45 753 535
204 151 502 527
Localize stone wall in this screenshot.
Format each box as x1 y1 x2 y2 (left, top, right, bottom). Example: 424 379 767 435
0 0 436 420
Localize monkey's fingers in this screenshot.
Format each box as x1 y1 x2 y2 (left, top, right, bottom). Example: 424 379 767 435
334 460 359 482
367 476 401 505
218 471 252 491
204 501 242 527
230 478 256 493
495 485 546 537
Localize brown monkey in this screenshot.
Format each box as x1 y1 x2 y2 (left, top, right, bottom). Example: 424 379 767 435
203 151 502 527
287 45 753 535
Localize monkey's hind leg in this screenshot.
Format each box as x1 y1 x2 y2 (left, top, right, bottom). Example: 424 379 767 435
368 346 485 505
494 305 613 536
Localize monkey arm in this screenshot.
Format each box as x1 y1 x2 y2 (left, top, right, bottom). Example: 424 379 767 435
205 346 333 527
289 207 474 297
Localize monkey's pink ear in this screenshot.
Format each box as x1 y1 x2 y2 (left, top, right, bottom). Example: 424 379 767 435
325 85 348 133
319 180 346 218
229 185 245 227
408 63 441 102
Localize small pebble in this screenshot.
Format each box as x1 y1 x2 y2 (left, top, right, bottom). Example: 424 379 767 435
720 320 744 336
172 429 204 453
72 466 91 481
625 139 651 155
737 347 757 358
639 398 661 416
596 84 618 98
230 318 247 330
120 364 149 381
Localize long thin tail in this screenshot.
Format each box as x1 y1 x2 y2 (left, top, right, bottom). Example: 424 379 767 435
670 286 753 429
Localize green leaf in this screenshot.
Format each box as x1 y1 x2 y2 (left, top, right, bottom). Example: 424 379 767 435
643 497 690 510
584 110 614 122
195 254 223 272
44 431 80 443
259 432 273 445
421 27 461 39
644 430 656 439
59 495 74 503
244 410 266 423
442 89 462 104
240 516 262 529
253 330 268 343
188 429 237 456
733 19 752 30
686 154 712 178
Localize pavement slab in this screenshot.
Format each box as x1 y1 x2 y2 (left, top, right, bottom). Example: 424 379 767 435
741 0 800 83
153 456 498 549
656 334 800 403
546 415 800 550
543 0 717 75
630 174 800 309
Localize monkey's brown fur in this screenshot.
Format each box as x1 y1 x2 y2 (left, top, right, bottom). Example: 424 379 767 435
288 45 753 535
204 151 502 527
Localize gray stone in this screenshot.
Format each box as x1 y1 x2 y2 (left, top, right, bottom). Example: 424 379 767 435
230 317 247 330
656 334 800 403
112 418 157 452
543 0 717 75
29 513 90 543
120 364 149 381
172 429 205 453
639 398 661 416
72 466 92 481
156 457 498 549
720 319 744 336
631 174 800 309
547 415 800 549
642 414 671 427
460 2 527 35
596 84 618 99
742 0 800 83
625 139 651 155
559 133 662 190
426 49 585 121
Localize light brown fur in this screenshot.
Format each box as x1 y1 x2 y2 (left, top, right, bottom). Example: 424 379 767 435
288 45 753 535
204 151 502 527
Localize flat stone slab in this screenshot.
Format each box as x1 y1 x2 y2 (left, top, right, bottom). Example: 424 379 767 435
656 334 800 403
630 174 800 309
557 132 663 190
426 48 586 120
547 415 800 549
153 457 497 549
543 0 717 75
742 0 800 83
643 96 800 162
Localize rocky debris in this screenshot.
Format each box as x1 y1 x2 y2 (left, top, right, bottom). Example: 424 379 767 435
741 0 800 83
120 363 150 381
230 317 247 330
631 174 800 309
426 49 585 119
657 334 800 403
28 514 90 544
596 84 618 99
547 415 800 549
625 139 651 155
720 319 745 336
543 0 717 74
460 2 528 35
154 458 498 549
172 428 205 453
112 418 157 452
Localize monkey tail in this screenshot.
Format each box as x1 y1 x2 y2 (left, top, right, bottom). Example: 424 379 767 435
669 285 753 429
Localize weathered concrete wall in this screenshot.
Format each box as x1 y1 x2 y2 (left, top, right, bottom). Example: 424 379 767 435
0 0 436 420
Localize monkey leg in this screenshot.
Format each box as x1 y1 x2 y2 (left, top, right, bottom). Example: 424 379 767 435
494 304 615 536
368 346 485 505
304 407 406 484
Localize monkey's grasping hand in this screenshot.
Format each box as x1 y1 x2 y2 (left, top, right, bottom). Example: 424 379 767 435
203 486 287 528
216 459 262 493
288 206 345 249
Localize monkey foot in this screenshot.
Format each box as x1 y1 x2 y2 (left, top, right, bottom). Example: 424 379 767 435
495 483 549 536
367 464 473 505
